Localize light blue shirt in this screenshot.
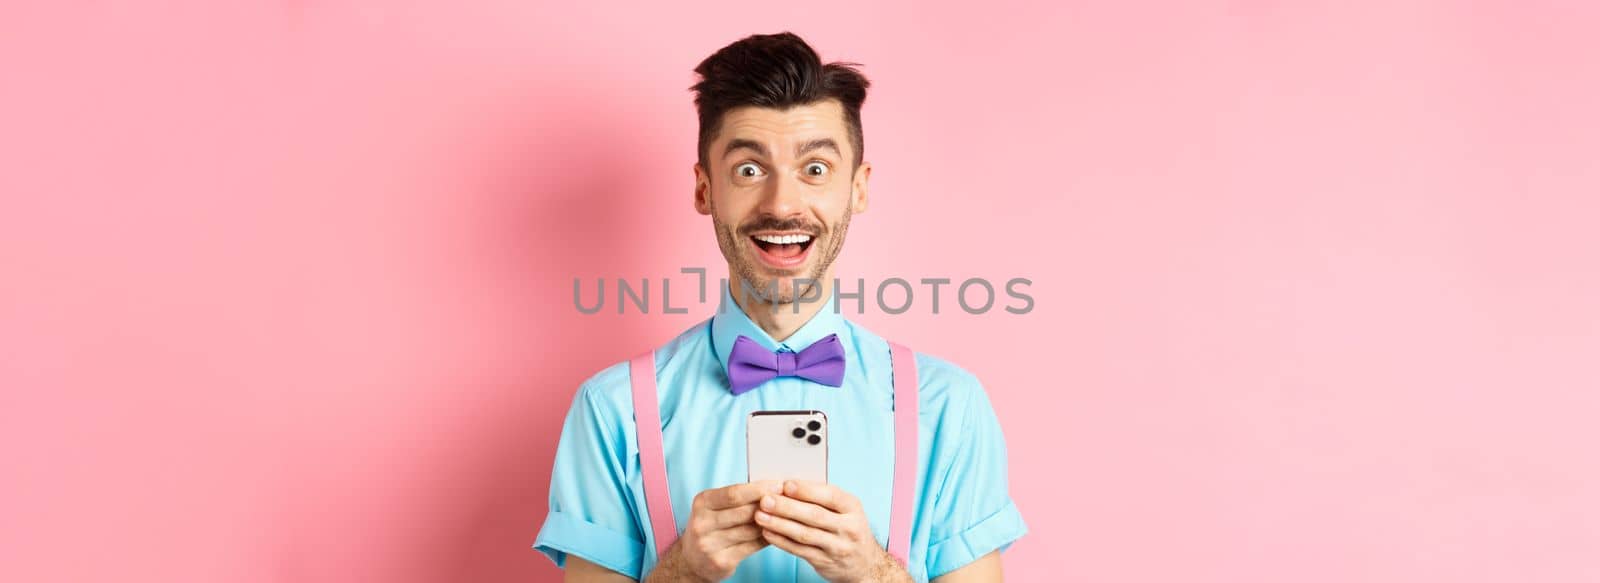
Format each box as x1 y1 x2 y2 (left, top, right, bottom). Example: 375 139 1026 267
534 283 1026 581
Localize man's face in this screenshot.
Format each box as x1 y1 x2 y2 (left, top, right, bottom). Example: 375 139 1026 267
695 99 870 305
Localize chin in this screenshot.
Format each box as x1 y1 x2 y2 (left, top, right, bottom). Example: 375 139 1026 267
740 270 823 304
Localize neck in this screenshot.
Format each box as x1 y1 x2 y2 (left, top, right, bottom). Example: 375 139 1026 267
729 273 834 343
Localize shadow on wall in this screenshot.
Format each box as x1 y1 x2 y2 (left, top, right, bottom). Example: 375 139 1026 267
264 78 683 582
443 87 676 582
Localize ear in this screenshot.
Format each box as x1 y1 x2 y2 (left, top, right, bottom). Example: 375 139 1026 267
850 161 871 214
693 161 712 215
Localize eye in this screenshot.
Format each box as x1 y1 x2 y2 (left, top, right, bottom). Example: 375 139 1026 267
803 161 830 177
734 162 765 178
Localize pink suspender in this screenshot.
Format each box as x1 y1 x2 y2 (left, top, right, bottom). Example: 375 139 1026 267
885 341 918 566
629 354 678 561
628 343 919 568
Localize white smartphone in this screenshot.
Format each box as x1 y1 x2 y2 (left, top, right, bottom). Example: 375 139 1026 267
746 410 828 483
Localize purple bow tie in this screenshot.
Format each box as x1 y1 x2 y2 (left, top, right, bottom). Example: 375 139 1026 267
726 334 847 395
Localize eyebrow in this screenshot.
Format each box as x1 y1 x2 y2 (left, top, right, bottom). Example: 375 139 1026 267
721 138 843 161
795 138 842 159
721 138 769 161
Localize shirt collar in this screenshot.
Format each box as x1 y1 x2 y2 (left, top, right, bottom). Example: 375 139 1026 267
711 280 850 374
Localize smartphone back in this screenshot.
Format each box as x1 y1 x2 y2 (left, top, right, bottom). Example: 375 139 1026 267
746 410 828 483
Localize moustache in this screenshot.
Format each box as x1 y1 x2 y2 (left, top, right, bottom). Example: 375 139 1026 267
738 218 824 237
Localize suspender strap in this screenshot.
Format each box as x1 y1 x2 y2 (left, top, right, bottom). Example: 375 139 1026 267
887 341 918 567
631 344 920 569
629 352 678 560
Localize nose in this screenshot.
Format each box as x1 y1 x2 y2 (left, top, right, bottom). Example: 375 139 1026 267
757 172 806 220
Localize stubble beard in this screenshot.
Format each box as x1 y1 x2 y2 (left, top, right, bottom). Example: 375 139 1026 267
711 201 852 308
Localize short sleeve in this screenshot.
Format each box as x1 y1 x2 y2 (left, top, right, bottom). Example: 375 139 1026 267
924 381 1028 579
533 381 646 579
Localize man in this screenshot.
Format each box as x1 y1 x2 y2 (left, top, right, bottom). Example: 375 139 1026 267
533 32 1025 582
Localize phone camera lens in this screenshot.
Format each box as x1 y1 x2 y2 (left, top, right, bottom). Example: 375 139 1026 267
791 428 806 438
807 434 821 445
807 420 821 431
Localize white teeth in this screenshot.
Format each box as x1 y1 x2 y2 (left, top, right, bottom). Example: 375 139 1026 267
755 234 812 245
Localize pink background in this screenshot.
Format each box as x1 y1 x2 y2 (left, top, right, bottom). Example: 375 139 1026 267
4 1 1598 581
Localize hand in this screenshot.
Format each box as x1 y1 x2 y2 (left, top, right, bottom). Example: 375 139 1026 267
753 480 912 583
647 481 782 583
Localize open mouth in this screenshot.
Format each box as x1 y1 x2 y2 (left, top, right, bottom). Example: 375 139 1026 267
748 232 816 269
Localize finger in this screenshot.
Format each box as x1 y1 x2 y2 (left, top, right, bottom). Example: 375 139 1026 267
761 527 830 565
701 481 783 510
754 507 845 556
782 480 859 514
761 493 843 532
715 539 769 565
707 523 765 547
708 503 760 530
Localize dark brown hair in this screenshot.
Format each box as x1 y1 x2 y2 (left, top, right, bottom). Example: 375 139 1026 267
691 32 871 170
